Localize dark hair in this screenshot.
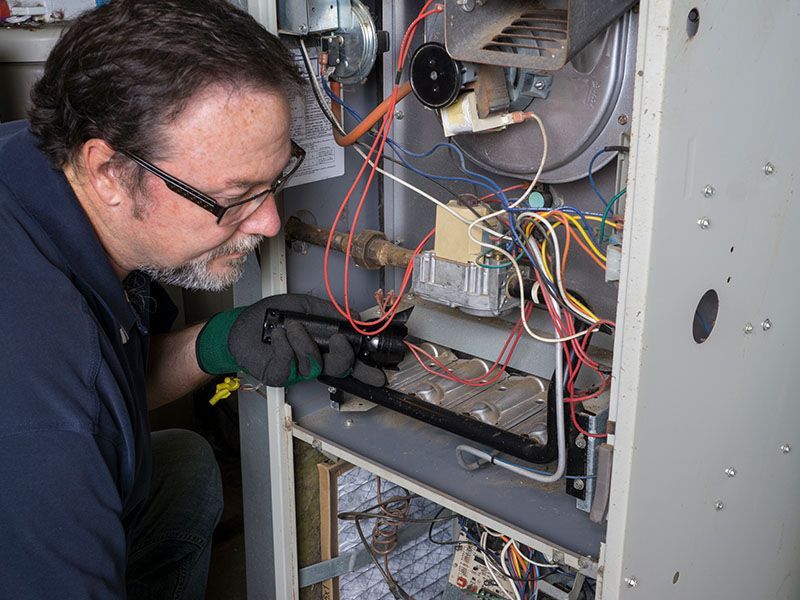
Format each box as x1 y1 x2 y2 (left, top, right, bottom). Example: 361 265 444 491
29 0 303 169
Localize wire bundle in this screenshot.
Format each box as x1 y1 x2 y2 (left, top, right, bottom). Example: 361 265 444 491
300 1 629 477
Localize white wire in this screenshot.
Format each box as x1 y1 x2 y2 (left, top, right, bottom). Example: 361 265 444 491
518 111 548 205
518 211 596 323
481 532 520 600
510 540 557 569
351 144 505 240
319 86 506 242
499 538 523 600
324 74 591 342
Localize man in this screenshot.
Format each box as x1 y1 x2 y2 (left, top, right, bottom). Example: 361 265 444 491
0 0 381 597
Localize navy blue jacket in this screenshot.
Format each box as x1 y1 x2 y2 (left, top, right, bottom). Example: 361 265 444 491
0 122 153 598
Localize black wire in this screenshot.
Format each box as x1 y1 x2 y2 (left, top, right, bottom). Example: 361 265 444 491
353 515 413 600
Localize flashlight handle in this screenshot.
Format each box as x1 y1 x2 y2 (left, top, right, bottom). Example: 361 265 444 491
262 309 408 368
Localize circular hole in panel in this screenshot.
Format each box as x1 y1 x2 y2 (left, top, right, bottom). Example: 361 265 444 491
693 289 719 344
673 571 680 584
687 8 700 38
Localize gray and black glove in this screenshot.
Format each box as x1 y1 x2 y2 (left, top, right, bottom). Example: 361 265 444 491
196 293 386 387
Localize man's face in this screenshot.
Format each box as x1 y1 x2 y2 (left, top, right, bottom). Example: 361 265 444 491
130 85 293 291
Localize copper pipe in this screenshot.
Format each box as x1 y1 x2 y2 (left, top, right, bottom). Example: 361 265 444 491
285 217 413 270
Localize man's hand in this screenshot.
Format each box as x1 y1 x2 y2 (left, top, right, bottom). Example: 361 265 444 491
195 294 386 388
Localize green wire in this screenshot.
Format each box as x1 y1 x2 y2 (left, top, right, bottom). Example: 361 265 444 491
475 250 524 269
599 187 627 244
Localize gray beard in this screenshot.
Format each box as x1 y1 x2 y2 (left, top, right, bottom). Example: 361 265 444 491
139 234 263 291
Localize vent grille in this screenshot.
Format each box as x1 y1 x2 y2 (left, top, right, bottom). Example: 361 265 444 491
483 9 568 60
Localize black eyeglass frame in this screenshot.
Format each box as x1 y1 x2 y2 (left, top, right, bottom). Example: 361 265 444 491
120 140 306 225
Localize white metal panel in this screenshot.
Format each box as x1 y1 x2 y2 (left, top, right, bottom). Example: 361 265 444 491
605 1 800 598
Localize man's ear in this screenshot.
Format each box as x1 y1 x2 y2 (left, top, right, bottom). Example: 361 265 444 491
79 139 128 207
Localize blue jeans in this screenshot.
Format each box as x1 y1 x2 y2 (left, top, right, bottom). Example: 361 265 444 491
126 429 224 600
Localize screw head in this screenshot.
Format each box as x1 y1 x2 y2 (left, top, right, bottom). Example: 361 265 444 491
534 79 546 90
299 24 308 33
697 217 711 229
311 439 322 451
344 418 354 428
714 500 724 511
724 467 736 478
780 443 791 454
624 576 638 588
573 479 585 491
762 319 772 331
618 114 629 125
764 162 776 175
394 109 404 120
703 185 715 197
327 386 337 394
744 322 753 334
575 435 587 449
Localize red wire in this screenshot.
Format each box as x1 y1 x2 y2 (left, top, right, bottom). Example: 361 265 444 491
404 304 532 387
323 3 443 335
479 183 530 202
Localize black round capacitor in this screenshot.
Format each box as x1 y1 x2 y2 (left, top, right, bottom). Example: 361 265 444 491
409 42 463 109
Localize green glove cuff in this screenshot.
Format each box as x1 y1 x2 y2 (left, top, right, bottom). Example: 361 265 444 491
196 307 246 375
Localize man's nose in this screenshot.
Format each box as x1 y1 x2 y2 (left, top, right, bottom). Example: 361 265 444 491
237 194 280 237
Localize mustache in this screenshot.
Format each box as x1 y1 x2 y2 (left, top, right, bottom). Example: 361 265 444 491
205 234 264 261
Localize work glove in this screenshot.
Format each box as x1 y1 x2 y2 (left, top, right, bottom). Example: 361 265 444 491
196 293 386 388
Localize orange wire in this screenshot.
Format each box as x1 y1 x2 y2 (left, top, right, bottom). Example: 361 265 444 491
548 212 606 271
330 81 413 147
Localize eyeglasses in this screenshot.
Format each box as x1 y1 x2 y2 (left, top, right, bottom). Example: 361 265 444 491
120 140 306 226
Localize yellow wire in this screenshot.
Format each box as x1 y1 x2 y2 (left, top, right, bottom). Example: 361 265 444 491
537 238 600 322
544 214 606 262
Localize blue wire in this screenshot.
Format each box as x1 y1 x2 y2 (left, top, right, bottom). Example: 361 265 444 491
322 76 566 298
322 77 516 203
588 147 611 207
494 456 597 479
694 310 712 336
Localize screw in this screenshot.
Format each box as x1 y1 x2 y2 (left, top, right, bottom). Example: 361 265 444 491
344 418 354 428
534 79 546 91
575 435 587 449
724 467 736 477
744 323 753 334
330 400 339 410
299 24 308 33
327 386 337 394
714 500 724 511
703 185 715 197
762 319 772 331
456 0 475 10
578 557 590 569
311 439 322 451
624 576 638 588
780 443 791 454
394 109 404 120
618 114 629 125
764 162 775 175
573 479 585 491
697 217 711 229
